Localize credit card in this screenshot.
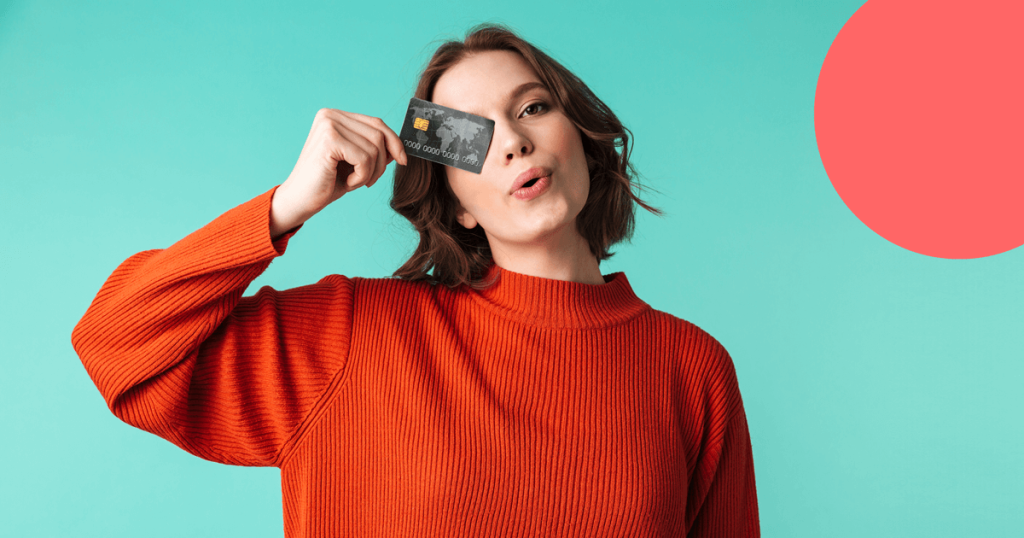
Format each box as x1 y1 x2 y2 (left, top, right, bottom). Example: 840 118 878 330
398 97 495 174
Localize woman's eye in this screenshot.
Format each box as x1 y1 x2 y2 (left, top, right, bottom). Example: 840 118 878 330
522 102 547 117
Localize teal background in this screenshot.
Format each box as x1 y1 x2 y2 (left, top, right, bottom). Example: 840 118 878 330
2 0 1022 536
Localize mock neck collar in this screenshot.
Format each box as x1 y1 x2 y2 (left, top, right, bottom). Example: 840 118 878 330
465 261 650 329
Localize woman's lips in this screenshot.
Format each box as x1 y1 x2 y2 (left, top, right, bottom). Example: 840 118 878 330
512 175 551 201
510 166 553 193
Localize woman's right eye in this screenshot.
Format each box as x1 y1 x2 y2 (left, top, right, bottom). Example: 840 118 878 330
521 101 548 117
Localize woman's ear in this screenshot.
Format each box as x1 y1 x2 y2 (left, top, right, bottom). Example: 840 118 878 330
455 203 479 229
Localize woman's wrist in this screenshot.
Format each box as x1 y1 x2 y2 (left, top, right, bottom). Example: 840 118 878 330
270 184 310 240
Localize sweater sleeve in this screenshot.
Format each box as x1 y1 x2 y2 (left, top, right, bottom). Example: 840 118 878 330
685 345 761 537
70 185 354 468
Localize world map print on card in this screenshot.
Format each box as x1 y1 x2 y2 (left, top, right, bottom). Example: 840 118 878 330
398 97 495 174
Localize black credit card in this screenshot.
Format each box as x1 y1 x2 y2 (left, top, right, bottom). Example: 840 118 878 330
398 97 495 174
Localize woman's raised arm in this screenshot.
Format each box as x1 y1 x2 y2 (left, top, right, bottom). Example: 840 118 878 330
71 108 406 467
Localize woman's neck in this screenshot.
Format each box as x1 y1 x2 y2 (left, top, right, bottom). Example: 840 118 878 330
485 224 606 285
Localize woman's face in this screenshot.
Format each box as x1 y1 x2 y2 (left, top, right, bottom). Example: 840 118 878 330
432 50 591 256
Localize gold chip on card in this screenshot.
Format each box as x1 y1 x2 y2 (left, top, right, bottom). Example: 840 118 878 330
413 118 429 131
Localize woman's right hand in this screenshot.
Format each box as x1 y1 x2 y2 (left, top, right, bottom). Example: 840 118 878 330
270 108 408 238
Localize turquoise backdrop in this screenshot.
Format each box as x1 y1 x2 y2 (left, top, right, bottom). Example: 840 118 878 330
2 0 1021 536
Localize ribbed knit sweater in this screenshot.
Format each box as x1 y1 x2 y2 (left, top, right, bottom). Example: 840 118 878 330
71 185 759 537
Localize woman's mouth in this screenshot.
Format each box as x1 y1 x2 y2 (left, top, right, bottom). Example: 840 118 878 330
512 175 551 201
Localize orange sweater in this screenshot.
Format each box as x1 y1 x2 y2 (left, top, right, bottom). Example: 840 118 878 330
72 185 760 537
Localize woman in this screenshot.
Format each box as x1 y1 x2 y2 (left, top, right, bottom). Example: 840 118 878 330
72 24 759 537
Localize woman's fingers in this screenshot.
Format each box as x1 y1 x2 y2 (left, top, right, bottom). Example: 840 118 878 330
332 128 377 191
338 112 402 188
343 110 409 167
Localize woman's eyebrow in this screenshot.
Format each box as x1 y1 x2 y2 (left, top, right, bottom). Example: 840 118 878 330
461 81 548 117
503 81 548 104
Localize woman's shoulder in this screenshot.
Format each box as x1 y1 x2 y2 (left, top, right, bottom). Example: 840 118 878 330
645 307 734 369
645 307 709 337
346 274 449 295
340 273 462 310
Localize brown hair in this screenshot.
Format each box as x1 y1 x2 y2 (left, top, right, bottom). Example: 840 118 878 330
390 23 663 290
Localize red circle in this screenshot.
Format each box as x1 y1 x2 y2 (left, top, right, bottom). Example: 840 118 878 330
815 0 1024 259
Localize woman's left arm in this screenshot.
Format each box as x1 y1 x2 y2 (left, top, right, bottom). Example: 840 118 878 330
685 348 761 537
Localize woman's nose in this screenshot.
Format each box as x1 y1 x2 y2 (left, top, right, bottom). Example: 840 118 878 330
496 122 533 162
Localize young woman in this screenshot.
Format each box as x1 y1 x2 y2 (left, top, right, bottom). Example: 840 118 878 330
73 24 759 537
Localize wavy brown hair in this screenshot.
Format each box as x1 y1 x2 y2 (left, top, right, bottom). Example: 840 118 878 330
390 23 663 290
